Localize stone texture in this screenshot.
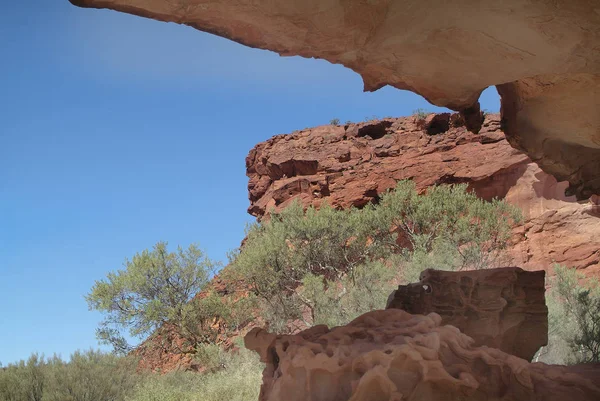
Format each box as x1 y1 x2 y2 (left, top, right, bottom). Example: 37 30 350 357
245 309 600 401
70 0 600 199
386 267 548 361
247 114 527 216
246 114 600 277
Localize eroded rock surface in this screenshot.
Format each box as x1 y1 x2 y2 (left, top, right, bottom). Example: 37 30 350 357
387 267 548 361
247 114 600 277
245 309 600 401
70 0 600 198
246 114 527 216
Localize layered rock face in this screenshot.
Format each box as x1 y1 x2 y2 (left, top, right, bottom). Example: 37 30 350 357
245 309 600 401
70 0 600 199
386 267 548 361
246 114 600 277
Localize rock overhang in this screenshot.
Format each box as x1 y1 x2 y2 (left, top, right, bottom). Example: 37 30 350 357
69 0 600 199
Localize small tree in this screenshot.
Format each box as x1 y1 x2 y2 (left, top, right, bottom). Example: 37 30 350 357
86 242 227 354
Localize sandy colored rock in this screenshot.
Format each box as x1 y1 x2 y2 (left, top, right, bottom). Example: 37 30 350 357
70 0 600 199
245 309 600 401
387 267 548 361
246 114 600 277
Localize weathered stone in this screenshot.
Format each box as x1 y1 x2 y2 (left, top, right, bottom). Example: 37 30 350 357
245 309 600 401
386 267 548 361
246 114 600 277
70 0 600 199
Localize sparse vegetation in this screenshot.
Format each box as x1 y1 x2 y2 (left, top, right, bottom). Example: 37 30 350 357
7 177 595 399
0 348 262 401
127 348 262 401
229 181 521 331
0 350 139 401
329 118 340 125
412 108 429 120
536 265 600 364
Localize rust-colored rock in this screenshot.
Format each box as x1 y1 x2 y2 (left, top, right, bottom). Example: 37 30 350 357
70 0 600 199
386 267 548 361
247 114 527 216
245 309 600 401
246 114 600 277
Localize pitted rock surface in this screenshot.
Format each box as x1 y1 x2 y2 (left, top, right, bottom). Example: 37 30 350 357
386 267 548 361
245 309 600 401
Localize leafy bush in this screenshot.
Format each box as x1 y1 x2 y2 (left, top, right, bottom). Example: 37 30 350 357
127 348 262 401
0 354 46 401
0 350 139 401
230 181 520 332
86 242 233 354
0 348 262 401
538 265 600 364
300 259 399 328
375 181 521 277
329 118 340 125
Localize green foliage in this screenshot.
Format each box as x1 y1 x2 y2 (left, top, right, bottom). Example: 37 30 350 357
329 118 340 125
0 350 138 401
193 343 231 372
539 265 600 364
86 242 224 353
0 349 262 401
377 181 521 274
0 354 46 401
126 349 262 401
300 259 398 328
230 181 519 332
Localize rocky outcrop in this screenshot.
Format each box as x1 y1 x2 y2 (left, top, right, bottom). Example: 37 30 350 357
70 0 600 199
386 267 548 361
247 114 526 216
245 309 600 401
246 114 600 277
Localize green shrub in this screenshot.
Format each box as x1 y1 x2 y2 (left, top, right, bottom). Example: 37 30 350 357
230 181 520 332
0 354 46 401
127 349 262 401
538 265 600 364
0 348 262 401
0 350 139 401
86 242 234 354
329 118 340 125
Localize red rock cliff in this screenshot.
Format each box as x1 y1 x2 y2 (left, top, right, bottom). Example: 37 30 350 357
246 114 600 277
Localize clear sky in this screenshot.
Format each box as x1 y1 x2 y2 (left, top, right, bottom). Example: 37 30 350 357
0 1 501 365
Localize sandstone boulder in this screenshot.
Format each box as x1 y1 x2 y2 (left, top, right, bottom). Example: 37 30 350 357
245 309 600 401
386 267 548 361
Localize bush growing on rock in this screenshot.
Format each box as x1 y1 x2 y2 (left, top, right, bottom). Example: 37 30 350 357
230 181 520 332
86 242 240 354
539 265 600 364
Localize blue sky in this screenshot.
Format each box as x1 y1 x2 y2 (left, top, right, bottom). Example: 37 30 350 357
0 1 500 364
